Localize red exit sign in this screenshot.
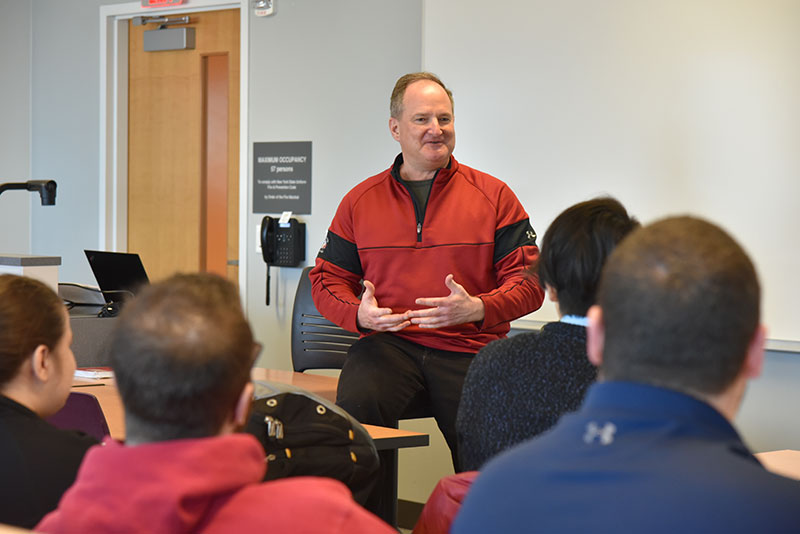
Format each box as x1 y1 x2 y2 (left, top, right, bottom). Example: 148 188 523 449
142 0 185 7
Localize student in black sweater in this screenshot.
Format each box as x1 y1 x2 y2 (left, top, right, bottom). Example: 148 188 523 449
0 275 97 528
456 198 638 471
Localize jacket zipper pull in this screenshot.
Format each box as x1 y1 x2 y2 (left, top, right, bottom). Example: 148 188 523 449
417 222 422 241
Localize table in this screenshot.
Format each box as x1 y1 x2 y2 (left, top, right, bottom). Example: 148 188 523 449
72 367 428 527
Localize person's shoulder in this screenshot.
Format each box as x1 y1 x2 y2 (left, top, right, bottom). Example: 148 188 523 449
1 407 98 453
467 334 535 374
53 427 99 453
254 475 352 496
478 333 527 355
452 159 508 189
220 477 393 533
658 445 800 528
341 167 394 203
478 322 583 359
465 423 576 505
485 431 549 469
39 416 100 450
709 445 800 499
470 329 554 370
451 159 526 216
746 469 800 519
453 441 544 531
737 463 800 502
538 322 588 348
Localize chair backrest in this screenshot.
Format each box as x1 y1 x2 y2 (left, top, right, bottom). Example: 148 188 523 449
291 266 360 372
413 471 479 534
46 391 110 441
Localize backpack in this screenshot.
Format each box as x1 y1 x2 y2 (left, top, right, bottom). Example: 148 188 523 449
244 380 379 505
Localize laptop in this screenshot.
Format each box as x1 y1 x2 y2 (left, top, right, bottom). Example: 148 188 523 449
84 250 150 304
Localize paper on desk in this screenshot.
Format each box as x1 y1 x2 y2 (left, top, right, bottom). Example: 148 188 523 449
74 368 114 380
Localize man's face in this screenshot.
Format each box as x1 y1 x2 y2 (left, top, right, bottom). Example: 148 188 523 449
389 80 455 174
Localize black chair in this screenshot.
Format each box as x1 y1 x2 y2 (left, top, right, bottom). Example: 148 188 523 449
291 267 361 372
291 266 432 419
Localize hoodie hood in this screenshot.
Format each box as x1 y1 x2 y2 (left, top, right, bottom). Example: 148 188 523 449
37 433 266 533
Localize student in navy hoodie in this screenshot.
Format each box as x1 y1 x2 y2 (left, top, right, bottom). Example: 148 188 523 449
455 216 800 534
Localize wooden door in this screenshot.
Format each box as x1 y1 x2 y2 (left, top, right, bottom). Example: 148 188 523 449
128 9 239 282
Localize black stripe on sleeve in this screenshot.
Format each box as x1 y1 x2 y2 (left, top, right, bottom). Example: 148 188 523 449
317 230 363 276
494 218 538 264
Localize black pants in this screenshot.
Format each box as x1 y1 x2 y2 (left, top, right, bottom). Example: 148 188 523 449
336 332 473 468
336 333 473 519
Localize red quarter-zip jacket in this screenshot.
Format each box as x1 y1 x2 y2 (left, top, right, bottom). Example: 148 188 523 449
310 154 544 354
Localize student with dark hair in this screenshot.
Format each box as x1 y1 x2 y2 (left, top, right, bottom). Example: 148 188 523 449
454 217 800 533
0 275 97 528
456 197 639 471
38 273 394 534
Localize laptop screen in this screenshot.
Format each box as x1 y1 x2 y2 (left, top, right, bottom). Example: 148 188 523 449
84 250 150 303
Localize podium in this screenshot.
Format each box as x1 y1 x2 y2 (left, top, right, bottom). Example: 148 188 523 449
0 254 60 290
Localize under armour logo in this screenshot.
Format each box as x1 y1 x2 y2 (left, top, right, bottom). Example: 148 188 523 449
583 421 617 445
526 230 536 240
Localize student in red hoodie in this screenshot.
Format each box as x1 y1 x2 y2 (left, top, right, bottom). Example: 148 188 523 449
37 273 393 534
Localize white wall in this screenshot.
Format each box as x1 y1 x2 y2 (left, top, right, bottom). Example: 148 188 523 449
424 0 800 344
0 1 32 253
415 0 800 501
29 0 131 284
245 0 422 371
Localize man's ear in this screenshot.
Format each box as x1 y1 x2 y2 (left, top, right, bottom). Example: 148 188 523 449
743 324 767 379
389 117 400 141
233 381 255 428
586 305 605 368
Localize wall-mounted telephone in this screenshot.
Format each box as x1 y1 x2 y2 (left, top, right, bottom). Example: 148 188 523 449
261 215 306 306
261 216 306 267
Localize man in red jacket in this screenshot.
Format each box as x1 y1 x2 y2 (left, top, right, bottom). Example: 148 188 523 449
37 274 394 534
310 72 544 471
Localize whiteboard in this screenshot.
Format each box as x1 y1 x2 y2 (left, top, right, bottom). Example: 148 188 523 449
424 0 800 344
